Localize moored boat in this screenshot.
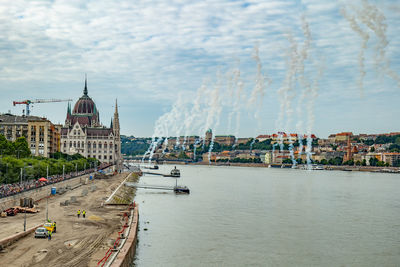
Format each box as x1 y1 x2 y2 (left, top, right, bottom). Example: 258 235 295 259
174 186 190 194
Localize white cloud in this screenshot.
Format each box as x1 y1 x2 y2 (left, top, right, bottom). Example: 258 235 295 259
0 0 399 136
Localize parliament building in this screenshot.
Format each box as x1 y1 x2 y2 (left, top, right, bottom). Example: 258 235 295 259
60 79 121 166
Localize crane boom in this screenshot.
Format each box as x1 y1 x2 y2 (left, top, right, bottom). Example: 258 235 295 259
13 98 72 116
33 99 73 104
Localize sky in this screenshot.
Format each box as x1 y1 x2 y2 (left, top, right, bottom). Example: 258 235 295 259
0 0 399 138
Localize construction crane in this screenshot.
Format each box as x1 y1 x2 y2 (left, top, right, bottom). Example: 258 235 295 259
13 98 73 116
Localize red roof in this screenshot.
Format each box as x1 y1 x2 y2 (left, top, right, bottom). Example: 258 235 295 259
336 132 353 136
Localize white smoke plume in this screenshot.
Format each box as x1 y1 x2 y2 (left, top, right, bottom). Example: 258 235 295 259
341 1 400 93
296 16 312 163
248 45 268 125
276 33 298 153
340 7 369 97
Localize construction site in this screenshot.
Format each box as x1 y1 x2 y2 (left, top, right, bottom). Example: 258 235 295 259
0 169 140 267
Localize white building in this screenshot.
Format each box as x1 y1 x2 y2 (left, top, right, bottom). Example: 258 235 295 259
60 79 121 167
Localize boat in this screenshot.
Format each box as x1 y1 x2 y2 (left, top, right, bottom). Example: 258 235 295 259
174 185 190 194
170 166 180 177
143 165 159 170
312 165 324 170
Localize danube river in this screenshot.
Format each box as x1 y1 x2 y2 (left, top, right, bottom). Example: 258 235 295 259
133 165 400 266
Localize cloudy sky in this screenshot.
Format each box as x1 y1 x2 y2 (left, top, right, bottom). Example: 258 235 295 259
0 0 399 138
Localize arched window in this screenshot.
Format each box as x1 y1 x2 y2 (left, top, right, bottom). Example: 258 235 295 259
88 142 91 148
93 142 97 149
104 142 108 149
99 143 102 149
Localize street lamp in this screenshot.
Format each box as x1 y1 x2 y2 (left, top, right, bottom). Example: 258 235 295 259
46 191 49 222
24 208 26 231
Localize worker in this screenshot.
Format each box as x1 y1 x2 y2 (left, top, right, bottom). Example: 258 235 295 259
53 221 57 233
77 209 81 218
48 230 52 241
82 210 86 218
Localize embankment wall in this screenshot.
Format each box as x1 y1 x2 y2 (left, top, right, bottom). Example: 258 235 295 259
0 174 91 212
111 205 139 267
0 223 42 250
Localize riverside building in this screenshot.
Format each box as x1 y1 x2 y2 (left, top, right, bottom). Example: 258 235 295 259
60 79 122 166
0 113 61 157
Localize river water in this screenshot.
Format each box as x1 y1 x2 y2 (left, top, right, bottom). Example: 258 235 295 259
133 165 400 266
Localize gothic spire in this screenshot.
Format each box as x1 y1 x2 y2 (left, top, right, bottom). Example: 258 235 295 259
83 74 88 96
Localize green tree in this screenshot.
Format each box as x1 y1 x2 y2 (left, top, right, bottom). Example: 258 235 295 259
376 161 386 167
14 137 31 158
369 157 378 166
178 151 189 159
282 158 292 164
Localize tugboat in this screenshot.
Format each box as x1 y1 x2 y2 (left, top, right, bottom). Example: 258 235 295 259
170 166 180 177
174 185 190 194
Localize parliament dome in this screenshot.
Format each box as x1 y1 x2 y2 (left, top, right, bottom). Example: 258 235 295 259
73 96 97 114
66 77 100 127
72 78 97 115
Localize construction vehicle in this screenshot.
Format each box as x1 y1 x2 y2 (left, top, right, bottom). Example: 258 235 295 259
13 98 72 116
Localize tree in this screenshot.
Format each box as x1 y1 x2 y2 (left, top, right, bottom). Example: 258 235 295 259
282 158 292 164
355 161 361 166
376 161 386 167
14 137 31 158
178 151 189 159
370 146 375 152
369 157 378 166
362 159 367 166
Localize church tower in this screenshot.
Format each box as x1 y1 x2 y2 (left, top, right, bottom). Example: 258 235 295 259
113 99 122 170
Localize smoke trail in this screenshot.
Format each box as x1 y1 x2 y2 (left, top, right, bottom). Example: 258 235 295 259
248 45 267 126
296 15 312 159
305 60 324 169
276 34 298 155
206 75 223 163
288 135 296 167
182 83 207 149
358 0 400 87
340 7 369 97
226 69 237 134
233 79 244 148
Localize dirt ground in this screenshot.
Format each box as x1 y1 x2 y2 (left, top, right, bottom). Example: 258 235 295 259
0 171 138 267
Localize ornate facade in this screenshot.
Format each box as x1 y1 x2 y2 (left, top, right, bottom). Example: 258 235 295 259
60 79 121 166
